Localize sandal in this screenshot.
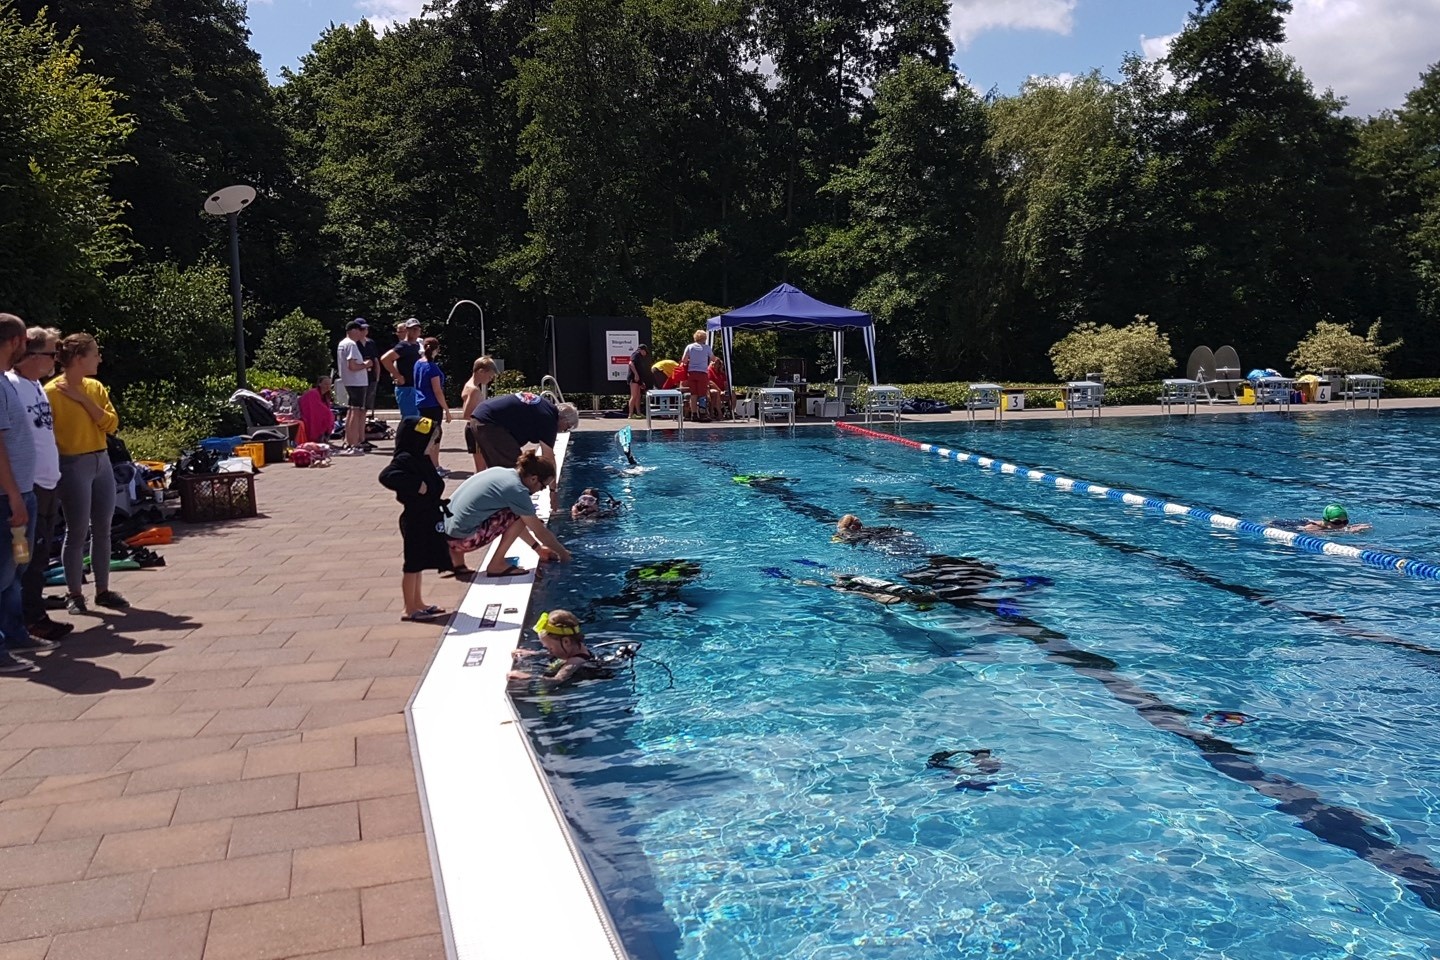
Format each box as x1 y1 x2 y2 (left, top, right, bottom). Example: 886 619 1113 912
401 608 447 622
485 567 530 578
447 565 474 578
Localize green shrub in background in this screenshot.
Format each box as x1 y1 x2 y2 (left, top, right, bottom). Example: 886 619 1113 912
1287 320 1401 374
254 309 332 382
247 370 310 393
1049 317 1175 384
105 260 236 391
116 376 246 461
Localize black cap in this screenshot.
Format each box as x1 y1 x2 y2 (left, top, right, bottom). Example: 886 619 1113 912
346 318 367 331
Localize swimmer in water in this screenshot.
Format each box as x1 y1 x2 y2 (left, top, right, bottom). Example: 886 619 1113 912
571 487 620 520
1299 504 1371 534
508 609 614 686
833 514 908 544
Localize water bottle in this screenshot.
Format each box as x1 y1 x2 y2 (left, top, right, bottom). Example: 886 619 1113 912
11 526 29 566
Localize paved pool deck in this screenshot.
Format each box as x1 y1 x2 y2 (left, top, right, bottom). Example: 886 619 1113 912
3 394 1438 960
0 441 477 960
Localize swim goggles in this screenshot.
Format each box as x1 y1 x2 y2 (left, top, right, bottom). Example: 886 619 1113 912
533 611 582 636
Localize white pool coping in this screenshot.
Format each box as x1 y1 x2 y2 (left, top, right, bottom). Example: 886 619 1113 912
407 436 629 960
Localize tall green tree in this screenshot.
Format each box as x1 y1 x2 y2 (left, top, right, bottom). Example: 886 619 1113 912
1133 0 1367 362
987 74 1148 372
0 4 133 319
796 57 996 374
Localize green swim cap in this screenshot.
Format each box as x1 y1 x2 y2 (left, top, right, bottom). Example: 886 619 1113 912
1323 504 1348 523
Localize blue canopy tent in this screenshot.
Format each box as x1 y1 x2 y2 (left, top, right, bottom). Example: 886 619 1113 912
705 284 879 394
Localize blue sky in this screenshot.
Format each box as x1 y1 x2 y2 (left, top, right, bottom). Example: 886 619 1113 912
244 0 1438 115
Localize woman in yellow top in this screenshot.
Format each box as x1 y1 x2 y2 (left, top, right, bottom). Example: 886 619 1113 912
46 333 126 613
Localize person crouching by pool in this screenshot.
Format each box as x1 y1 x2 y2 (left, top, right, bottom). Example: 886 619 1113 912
508 609 607 686
1301 504 1371 534
443 448 573 577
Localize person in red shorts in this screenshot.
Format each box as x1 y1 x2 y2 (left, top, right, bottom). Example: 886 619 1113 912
679 329 714 421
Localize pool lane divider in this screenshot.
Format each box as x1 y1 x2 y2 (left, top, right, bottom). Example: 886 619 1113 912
713 448 1440 911
836 422 1440 583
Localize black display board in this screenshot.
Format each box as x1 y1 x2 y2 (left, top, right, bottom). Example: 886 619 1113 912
546 316 651 394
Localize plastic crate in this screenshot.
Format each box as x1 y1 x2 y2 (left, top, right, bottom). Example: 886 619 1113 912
176 473 257 523
234 442 265 468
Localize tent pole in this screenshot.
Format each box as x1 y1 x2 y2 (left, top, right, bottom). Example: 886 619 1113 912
724 328 736 420
867 325 878 383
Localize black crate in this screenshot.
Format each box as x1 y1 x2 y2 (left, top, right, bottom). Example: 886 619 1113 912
177 473 257 523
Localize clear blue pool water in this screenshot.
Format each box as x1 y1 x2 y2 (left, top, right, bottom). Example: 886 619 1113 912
517 410 1440 959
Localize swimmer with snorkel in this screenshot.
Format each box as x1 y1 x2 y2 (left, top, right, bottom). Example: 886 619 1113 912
1300 504 1371 534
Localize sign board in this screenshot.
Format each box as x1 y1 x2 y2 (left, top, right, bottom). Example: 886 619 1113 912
480 604 501 628
463 647 486 667
607 330 640 382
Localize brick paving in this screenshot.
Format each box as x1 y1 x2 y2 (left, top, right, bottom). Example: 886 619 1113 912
0 434 474 960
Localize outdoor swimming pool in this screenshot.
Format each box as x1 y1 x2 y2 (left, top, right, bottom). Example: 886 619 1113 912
515 410 1440 959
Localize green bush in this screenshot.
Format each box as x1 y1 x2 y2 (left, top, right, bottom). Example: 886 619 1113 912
1288 320 1401 374
1387 378 1440 397
491 369 530 394
1049 317 1175 384
254 308 332 382
247 369 310 393
104 260 236 391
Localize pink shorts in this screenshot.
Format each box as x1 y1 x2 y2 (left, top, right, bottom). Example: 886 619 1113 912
447 508 519 555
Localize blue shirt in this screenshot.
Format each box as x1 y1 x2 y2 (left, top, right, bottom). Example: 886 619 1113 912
443 466 536 538
472 392 558 448
415 360 445 409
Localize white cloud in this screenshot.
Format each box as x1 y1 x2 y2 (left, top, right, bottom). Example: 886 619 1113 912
354 0 428 33
1139 0 1440 115
1029 71 1078 88
949 0 1077 48
1139 31 1177 62
1282 0 1440 115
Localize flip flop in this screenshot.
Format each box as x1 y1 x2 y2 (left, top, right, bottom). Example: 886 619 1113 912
418 605 445 616
485 567 530 578
401 609 447 622
447 566 474 578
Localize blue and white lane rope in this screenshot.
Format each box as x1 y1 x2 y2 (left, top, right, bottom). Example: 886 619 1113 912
836 422 1440 583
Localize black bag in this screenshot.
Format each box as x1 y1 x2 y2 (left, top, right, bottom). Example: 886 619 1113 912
176 447 223 477
106 433 132 465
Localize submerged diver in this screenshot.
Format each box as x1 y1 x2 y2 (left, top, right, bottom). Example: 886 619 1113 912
927 748 1004 792
791 556 1052 616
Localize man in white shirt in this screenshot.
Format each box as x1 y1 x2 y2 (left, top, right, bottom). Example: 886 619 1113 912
7 327 69 643
679 329 714 421
336 319 372 453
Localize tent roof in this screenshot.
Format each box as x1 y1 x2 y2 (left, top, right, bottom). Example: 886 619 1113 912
707 283 871 330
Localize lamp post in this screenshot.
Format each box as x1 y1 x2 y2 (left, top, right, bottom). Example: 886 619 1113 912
202 185 256 389
445 299 485 357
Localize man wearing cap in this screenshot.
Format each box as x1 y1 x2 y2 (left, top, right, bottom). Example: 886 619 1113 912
337 320 373 453
382 319 423 419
